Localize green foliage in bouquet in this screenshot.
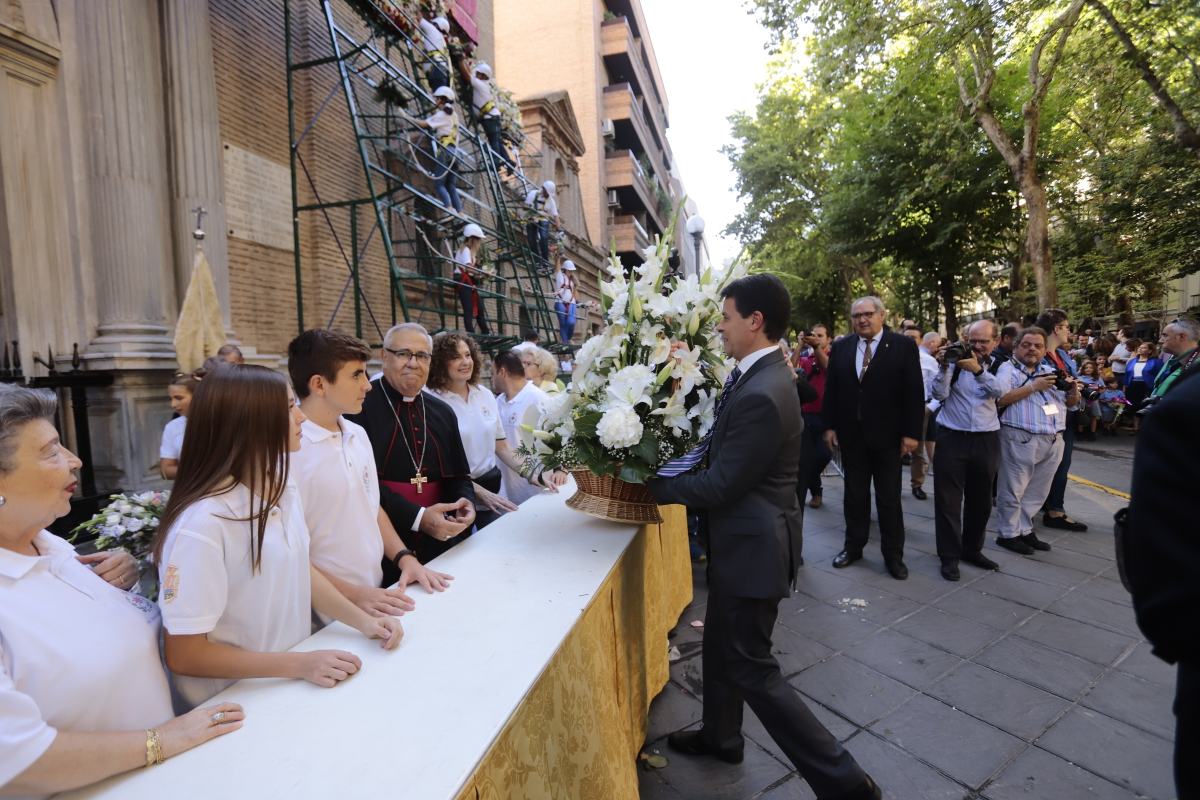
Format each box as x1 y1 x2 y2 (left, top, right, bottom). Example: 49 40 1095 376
70 491 169 597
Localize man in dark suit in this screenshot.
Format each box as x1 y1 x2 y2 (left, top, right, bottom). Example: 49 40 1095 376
648 275 880 800
823 296 924 579
1124 368 1200 798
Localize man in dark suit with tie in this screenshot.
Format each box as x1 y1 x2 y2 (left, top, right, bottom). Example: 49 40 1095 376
648 275 881 800
823 296 924 579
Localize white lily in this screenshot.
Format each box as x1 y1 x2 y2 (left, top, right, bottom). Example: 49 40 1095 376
670 344 706 396
606 364 656 409
651 392 691 436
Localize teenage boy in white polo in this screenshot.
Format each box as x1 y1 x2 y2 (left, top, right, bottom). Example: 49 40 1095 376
288 329 452 621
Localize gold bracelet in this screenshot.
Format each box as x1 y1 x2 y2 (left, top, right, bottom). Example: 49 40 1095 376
145 728 164 767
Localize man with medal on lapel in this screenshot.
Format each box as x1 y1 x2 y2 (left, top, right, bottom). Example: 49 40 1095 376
348 323 476 581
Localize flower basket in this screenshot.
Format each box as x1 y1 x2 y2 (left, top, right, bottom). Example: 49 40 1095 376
566 469 662 524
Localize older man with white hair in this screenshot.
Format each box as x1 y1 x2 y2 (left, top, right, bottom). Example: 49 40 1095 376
1150 317 1200 402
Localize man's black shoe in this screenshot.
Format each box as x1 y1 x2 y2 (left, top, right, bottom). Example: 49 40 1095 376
1043 514 1088 532
940 562 960 581
885 560 909 580
827 774 883 800
911 486 928 500
996 536 1034 555
962 553 1000 570
1021 532 1052 551
832 550 863 568
666 729 743 764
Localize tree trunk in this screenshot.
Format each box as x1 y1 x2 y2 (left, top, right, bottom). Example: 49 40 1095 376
1021 179 1056 309
939 274 959 342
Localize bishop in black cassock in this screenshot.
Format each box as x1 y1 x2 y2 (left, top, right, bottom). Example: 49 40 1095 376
348 373 476 581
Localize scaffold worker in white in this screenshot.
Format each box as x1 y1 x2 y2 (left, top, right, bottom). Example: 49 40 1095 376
418 14 451 92
524 180 559 268
993 327 1081 556
554 257 578 344
459 60 514 173
454 224 491 334
418 85 462 213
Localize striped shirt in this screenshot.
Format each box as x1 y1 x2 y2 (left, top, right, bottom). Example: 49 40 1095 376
996 359 1068 435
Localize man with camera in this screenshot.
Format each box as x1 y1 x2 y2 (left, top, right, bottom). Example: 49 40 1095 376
994 327 1081 556
930 321 1004 581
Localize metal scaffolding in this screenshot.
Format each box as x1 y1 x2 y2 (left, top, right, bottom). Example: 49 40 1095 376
285 0 567 351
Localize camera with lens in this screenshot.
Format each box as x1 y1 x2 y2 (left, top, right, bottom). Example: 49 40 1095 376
1081 385 1102 403
943 342 970 364
1051 369 1073 392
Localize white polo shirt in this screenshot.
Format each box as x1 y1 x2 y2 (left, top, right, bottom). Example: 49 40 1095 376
292 418 384 590
158 482 312 709
159 415 186 460
431 384 506 479
469 75 500 118
1 532 173 792
496 381 548 504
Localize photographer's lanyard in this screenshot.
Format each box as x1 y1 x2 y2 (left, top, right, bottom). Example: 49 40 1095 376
1011 358 1057 405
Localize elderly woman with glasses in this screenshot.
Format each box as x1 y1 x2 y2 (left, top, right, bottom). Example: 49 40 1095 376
0 386 242 798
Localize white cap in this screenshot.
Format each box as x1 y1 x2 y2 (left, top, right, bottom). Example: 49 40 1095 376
432 85 455 101
433 16 449 33
474 62 493 79
562 260 576 271
462 223 485 239
542 180 556 194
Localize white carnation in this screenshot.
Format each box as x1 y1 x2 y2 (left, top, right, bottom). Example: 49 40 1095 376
597 405 644 449
124 517 144 533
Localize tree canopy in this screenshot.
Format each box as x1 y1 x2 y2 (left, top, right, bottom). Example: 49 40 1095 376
729 0 1200 334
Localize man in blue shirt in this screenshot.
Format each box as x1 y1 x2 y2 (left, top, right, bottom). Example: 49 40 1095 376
931 321 1004 581
994 328 1081 555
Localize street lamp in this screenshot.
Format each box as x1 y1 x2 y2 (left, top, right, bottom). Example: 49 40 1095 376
685 214 705 276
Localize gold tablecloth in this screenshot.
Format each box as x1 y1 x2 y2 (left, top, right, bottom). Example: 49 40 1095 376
455 504 692 800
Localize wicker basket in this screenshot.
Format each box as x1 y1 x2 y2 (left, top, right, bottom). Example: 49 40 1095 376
566 469 663 524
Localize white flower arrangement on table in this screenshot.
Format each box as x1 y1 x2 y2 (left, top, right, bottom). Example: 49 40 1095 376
70 491 170 597
520 236 749 485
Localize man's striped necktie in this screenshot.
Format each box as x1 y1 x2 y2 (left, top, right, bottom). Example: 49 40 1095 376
655 366 742 478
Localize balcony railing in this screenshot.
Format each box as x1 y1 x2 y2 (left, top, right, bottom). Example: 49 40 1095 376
603 83 670 180
605 150 665 232
609 214 651 254
601 16 669 134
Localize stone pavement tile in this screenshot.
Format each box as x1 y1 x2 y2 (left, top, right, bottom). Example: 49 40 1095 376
844 629 963 690
670 654 704 699
829 586 923 627
982 744 1139 800
645 681 704 743
1026 545 1114 575
933 587 1039 630
646 724 792 800
1053 533 1120 560
1080 669 1176 741
797 694 860 742
791 655 915 727
1114 642 1177 688
990 554 1095 589
857 560 960 604
1037 706 1175 800
789 567 863 602
772 623 836 677
893 607 1004 658
974 635 1105 700
970 570 1070 609
670 606 706 647
638 767 687 799
844 730 969 800
779 600 882 651
1046 591 1142 637
926 661 1071 741
1074 575 1135 606
756 774 818 799
1014 611 1137 666
869 693 1026 789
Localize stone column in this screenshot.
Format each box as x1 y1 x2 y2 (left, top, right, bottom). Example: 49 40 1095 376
161 0 233 335
75 0 177 365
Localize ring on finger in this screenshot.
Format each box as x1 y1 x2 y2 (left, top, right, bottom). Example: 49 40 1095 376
211 711 226 724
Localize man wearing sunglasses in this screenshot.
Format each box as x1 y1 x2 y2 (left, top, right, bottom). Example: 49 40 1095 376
348 323 477 576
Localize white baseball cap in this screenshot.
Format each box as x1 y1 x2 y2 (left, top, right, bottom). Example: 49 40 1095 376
542 180 556 194
432 16 449 33
562 260 576 271
462 223 485 239
432 86 455 101
474 62 493 79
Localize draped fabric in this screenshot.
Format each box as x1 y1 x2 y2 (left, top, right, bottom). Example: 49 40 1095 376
454 505 691 800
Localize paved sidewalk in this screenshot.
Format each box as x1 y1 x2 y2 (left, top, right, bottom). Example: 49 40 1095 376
639 477 1176 799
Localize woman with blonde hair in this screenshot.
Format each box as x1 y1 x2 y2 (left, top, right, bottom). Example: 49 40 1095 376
0 385 243 796
521 347 563 394
152 365 401 710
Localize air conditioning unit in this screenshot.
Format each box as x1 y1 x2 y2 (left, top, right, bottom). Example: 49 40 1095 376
601 118 616 139
607 189 620 207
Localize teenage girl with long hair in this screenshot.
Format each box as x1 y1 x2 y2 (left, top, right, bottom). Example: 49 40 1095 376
152 365 402 709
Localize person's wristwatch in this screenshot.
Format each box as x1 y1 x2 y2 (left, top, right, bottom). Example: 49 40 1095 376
392 549 418 569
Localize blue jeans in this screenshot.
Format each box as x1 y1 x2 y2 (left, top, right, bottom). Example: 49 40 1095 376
434 145 461 212
481 116 513 171
555 301 576 343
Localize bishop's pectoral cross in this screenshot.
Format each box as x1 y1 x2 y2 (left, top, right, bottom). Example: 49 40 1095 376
410 471 428 494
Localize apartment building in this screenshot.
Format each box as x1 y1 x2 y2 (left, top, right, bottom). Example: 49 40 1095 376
495 0 687 269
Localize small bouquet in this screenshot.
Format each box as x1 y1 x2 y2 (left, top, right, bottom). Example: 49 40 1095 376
520 231 748 521
70 491 170 596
